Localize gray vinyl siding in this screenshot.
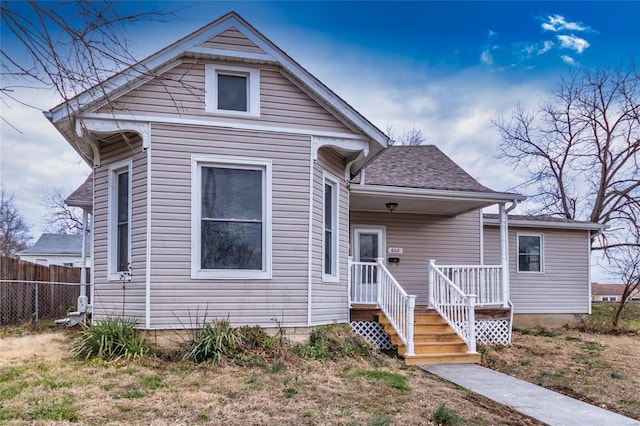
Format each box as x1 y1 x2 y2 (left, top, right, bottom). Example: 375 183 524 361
148 124 312 329
350 211 482 304
93 136 147 324
483 226 591 314
310 148 350 325
198 28 265 53
98 63 353 134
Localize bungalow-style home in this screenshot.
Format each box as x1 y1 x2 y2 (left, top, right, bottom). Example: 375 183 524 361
17 233 90 268
47 12 603 364
592 283 640 303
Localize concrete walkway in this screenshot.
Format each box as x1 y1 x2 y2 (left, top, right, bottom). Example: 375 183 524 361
422 363 640 426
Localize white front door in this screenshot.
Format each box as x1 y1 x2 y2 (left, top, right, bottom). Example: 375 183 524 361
352 227 384 303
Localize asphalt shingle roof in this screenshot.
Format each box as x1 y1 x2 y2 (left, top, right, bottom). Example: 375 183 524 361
65 174 93 207
17 233 83 255
359 145 495 193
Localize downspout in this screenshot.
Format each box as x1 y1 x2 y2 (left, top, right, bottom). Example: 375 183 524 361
307 139 315 326
78 209 89 316
144 129 152 329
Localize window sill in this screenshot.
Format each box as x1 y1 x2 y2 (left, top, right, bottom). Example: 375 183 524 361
322 275 340 283
108 273 132 282
191 270 272 280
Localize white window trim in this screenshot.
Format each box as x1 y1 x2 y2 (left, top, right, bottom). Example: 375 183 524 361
107 159 132 281
516 232 544 273
322 172 340 283
205 64 260 117
191 155 272 279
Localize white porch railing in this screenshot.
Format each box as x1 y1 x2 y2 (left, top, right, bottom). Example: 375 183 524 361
429 260 477 353
348 257 416 356
435 264 505 307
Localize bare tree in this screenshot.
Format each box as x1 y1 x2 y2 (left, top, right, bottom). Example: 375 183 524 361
387 126 427 146
41 188 83 234
494 61 640 254
0 188 32 257
608 245 640 328
0 1 173 116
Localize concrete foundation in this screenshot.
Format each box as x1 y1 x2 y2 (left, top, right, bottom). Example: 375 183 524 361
143 325 318 350
513 313 587 329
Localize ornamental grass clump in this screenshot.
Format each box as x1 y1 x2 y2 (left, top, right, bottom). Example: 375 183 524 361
183 320 240 364
71 316 150 361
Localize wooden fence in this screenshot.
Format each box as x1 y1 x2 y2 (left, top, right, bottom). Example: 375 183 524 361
0 256 90 325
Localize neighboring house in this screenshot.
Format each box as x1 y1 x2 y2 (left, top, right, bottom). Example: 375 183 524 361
17 233 90 267
592 283 640 303
47 12 603 364
483 215 604 328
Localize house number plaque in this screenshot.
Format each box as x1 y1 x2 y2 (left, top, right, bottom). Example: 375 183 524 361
387 247 403 254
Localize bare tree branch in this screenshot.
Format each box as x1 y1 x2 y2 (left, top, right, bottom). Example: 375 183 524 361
0 188 32 257
41 187 84 234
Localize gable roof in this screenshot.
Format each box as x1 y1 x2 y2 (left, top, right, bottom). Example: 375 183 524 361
46 12 388 171
17 234 84 256
591 283 637 297
65 174 93 210
358 145 494 192
483 214 605 231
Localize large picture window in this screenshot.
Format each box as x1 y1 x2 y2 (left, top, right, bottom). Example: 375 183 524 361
108 160 132 279
517 234 543 273
322 174 339 281
192 156 271 279
205 64 260 116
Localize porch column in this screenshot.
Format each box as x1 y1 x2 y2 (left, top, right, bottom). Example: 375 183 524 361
499 203 509 307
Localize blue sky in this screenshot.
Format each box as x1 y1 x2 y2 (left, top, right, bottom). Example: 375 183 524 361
1 1 638 279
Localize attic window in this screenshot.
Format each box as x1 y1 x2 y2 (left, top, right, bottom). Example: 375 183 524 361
205 64 260 116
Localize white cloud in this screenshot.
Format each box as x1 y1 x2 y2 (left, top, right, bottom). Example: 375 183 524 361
0 88 91 239
561 55 577 66
480 50 493 65
542 14 589 32
538 40 554 55
557 34 590 53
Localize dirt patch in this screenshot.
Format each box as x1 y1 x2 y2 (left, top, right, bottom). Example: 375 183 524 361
0 333 70 366
482 329 640 420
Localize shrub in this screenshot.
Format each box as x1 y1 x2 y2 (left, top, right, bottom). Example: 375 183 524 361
293 324 372 361
71 317 150 361
183 320 240 364
433 403 462 425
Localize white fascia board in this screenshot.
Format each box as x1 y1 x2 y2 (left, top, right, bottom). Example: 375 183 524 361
483 217 606 231
350 184 526 203
80 112 368 141
205 15 389 149
49 16 246 123
49 13 389 151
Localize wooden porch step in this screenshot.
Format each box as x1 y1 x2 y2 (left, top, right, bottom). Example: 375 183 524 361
404 352 482 366
398 342 468 355
374 310 481 366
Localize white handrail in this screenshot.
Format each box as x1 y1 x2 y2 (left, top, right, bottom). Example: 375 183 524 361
348 258 416 356
429 259 477 353
435 264 504 306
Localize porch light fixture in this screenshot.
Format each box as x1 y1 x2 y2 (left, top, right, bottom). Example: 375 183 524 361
385 202 398 213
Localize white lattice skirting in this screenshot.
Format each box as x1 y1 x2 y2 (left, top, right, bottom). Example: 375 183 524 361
350 321 396 350
476 319 511 346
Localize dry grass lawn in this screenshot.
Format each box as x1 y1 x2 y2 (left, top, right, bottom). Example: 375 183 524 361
0 331 540 425
481 328 640 421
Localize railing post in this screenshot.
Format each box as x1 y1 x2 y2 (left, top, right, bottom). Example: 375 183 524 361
405 295 416 356
347 256 353 308
428 259 436 308
376 257 384 308
467 294 477 353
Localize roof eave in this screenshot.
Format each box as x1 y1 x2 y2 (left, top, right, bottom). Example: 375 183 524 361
483 217 606 231
350 184 526 203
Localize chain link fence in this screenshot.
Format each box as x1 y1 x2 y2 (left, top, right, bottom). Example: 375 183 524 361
0 280 88 325
0 256 90 326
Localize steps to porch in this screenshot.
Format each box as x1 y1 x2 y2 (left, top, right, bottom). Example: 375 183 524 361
377 311 481 366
